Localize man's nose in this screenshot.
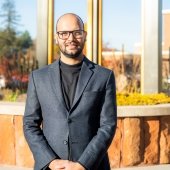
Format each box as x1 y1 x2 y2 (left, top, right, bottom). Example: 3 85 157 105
67 32 75 41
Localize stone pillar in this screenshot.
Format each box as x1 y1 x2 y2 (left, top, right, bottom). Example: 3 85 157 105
141 0 162 93
36 0 48 67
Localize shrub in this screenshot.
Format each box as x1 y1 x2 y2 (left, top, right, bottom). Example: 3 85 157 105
117 93 170 106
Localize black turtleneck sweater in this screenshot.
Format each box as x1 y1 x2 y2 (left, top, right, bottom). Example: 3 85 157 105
59 60 83 110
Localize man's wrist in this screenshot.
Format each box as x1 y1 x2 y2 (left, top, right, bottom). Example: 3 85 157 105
49 159 57 169
76 162 86 170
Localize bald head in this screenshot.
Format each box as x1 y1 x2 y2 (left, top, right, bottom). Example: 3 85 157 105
56 13 84 32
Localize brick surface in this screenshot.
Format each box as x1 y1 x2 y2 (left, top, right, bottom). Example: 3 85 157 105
144 117 159 164
0 115 15 165
160 116 170 163
108 118 122 168
14 116 34 168
122 118 142 166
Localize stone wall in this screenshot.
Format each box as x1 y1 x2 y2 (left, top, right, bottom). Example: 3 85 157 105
0 115 33 167
0 103 170 168
108 116 170 168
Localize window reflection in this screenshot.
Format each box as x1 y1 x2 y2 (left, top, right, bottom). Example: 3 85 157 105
102 0 141 93
0 0 37 101
162 0 170 93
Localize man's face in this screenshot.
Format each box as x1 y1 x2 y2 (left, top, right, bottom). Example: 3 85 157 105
56 16 86 58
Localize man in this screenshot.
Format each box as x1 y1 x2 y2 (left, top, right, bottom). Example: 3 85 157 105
23 13 117 170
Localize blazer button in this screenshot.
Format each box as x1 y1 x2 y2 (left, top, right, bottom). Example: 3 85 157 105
63 140 68 145
67 118 72 123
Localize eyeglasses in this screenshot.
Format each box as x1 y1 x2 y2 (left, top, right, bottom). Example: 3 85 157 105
57 30 85 40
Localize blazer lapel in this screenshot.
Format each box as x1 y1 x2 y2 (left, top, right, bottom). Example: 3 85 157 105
48 60 68 113
70 57 94 112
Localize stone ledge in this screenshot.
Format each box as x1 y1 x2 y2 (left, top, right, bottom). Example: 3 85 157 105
0 102 170 117
118 104 170 117
0 102 25 115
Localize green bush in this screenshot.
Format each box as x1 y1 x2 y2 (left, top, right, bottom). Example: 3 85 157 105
1 89 20 102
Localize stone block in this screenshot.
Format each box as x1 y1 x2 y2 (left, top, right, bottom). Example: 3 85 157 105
108 118 122 168
14 116 34 168
122 118 142 166
144 117 159 164
160 116 170 163
0 115 15 165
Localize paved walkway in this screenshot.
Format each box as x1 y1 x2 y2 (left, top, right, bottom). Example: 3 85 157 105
0 164 169 170
0 165 31 170
114 164 170 170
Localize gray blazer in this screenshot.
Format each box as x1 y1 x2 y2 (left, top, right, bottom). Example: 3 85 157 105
23 57 117 170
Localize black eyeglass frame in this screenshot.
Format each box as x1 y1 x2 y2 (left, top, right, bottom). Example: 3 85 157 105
56 30 86 40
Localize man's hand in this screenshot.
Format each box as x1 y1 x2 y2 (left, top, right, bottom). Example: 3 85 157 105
49 159 68 170
49 159 85 170
64 161 85 170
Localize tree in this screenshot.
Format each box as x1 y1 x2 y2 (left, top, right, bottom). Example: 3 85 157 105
0 0 20 56
0 28 16 57
0 0 33 57
0 0 20 31
16 31 33 50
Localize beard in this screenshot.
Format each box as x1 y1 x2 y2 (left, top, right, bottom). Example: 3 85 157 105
58 42 85 58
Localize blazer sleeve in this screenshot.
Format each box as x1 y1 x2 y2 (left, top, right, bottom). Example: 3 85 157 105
78 71 117 170
23 72 58 170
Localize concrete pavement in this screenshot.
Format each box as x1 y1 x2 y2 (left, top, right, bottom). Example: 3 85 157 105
0 164 170 170
0 165 31 170
113 164 170 170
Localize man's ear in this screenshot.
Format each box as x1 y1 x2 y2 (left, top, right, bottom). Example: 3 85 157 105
55 35 59 44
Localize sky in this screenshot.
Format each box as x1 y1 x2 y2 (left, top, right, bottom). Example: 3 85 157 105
0 0 170 52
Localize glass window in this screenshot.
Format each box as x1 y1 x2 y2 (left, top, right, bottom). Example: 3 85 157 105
102 0 141 93
162 0 170 93
0 0 37 101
